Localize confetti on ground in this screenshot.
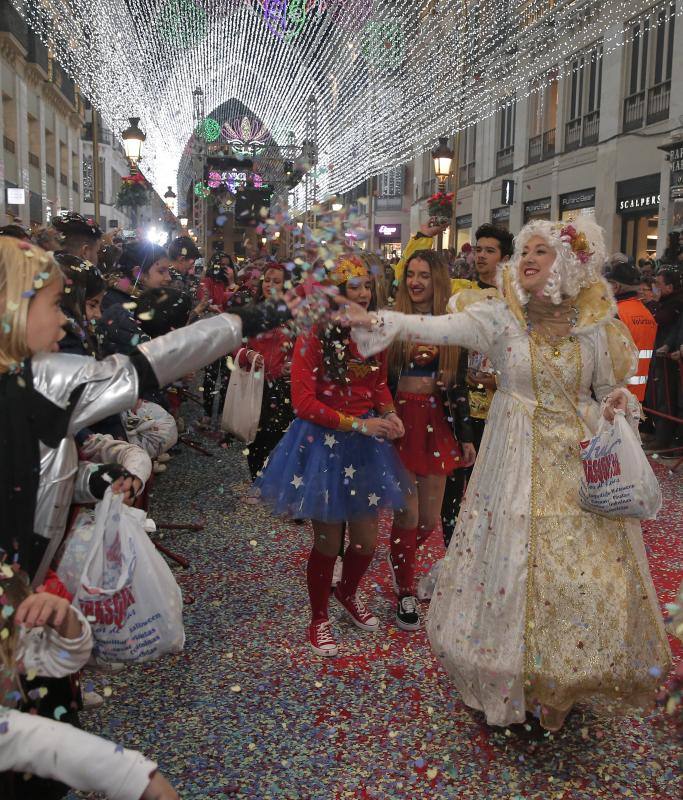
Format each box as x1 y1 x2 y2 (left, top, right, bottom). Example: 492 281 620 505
69 409 682 800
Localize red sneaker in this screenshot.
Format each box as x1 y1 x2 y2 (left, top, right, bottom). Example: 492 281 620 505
309 619 339 657
333 587 380 632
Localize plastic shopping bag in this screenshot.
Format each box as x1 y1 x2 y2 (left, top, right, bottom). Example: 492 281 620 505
220 359 264 443
73 490 185 663
579 411 662 520
56 506 98 598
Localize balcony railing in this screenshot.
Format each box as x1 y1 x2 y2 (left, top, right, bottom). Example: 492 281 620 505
496 145 514 175
28 152 40 168
647 80 670 125
623 90 645 132
3 136 15 154
458 162 475 187
565 118 581 152
582 110 600 145
376 196 402 211
46 163 55 177
72 180 79 193
60 172 68 186
528 129 555 164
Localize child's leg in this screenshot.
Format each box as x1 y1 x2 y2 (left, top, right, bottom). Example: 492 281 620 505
338 516 378 599
415 474 448 548
308 522 343 621
391 473 418 596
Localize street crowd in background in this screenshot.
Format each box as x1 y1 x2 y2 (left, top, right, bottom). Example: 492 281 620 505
0 209 681 799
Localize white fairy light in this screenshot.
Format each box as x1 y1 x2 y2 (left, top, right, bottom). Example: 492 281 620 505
9 0 680 199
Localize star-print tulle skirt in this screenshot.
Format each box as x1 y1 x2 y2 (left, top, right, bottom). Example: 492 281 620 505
254 416 411 522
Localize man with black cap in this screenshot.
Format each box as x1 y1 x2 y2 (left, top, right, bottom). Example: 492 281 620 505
603 254 657 402
52 212 103 265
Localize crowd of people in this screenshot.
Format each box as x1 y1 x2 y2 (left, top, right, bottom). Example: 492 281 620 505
0 208 680 798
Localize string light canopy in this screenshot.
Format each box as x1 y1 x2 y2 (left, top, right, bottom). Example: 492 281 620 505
10 0 678 199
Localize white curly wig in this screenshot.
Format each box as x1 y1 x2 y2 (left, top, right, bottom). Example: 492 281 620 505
504 217 607 305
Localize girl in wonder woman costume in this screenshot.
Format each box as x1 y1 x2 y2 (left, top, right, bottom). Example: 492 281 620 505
256 256 409 656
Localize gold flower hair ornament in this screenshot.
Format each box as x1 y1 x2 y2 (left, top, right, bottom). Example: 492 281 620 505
558 224 592 265
328 255 367 286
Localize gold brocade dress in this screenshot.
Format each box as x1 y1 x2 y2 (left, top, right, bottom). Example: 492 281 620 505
353 270 672 728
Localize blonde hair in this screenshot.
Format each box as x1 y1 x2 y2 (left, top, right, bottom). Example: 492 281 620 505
389 250 460 387
0 238 61 373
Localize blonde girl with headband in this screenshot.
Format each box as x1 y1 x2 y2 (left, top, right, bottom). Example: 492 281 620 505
340 218 671 731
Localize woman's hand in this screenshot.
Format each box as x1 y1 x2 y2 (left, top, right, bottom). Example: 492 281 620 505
383 412 405 439
461 442 477 467
359 417 394 439
603 388 629 421
15 591 82 639
246 350 264 369
331 296 374 329
141 771 180 800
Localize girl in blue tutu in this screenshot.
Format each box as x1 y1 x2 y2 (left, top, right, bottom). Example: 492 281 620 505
256 256 409 656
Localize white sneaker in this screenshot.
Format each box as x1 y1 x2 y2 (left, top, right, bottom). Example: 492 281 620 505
331 556 343 588
82 690 104 710
386 550 399 596
416 560 442 602
85 656 125 674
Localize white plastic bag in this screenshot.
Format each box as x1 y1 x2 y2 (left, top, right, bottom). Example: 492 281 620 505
56 506 98 598
73 490 185 663
579 412 662 520
220 359 264 443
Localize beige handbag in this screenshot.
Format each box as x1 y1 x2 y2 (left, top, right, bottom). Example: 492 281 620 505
220 359 265 443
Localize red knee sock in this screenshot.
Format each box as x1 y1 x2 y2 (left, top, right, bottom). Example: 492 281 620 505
338 547 374 600
390 524 417 596
416 528 437 549
307 548 337 621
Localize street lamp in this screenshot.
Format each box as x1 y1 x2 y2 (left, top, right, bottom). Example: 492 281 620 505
163 186 177 210
179 217 188 228
121 117 146 168
331 199 343 212
431 136 454 190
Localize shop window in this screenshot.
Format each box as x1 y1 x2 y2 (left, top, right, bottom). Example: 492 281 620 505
623 2 675 131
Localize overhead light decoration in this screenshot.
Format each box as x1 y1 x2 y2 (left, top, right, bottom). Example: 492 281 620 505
11 0 677 201
195 117 221 142
194 181 211 198
221 116 269 155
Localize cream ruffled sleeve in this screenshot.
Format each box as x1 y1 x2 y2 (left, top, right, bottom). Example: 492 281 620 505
352 297 505 358
591 319 639 401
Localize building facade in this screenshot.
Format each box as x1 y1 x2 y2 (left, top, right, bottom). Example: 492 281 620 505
411 0 683 262
0 1 83 227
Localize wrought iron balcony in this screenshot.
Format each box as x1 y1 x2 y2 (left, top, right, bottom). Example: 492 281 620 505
582 110 600 145
565 119 581 152
623 90 645 132
647 80 670 125
496 146 514 175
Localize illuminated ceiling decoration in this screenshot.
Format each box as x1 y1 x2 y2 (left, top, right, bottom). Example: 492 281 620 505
10 0 676 200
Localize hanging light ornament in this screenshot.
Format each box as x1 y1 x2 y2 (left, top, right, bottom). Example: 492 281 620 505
158 0 207 48
195 117 221 142
194 181 211 198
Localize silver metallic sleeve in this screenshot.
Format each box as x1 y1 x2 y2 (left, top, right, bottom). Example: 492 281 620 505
31 352 139 435
135 312 243 388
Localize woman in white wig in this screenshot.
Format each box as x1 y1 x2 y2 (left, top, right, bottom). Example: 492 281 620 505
341 217 671 731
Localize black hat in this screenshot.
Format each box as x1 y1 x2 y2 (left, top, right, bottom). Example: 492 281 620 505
603 257 641 286
53 212 102 240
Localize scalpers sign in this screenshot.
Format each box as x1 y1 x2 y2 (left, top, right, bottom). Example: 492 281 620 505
618 194 660 212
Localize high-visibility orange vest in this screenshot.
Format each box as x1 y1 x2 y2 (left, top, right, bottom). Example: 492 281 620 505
617 297 657 401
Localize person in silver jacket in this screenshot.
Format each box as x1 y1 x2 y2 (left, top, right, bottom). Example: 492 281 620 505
0 237 302 584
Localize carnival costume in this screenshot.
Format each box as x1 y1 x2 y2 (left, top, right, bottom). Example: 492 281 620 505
255 330 408 523
353 219 672 728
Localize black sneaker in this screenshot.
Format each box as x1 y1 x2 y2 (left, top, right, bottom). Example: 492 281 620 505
396 595 420 631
